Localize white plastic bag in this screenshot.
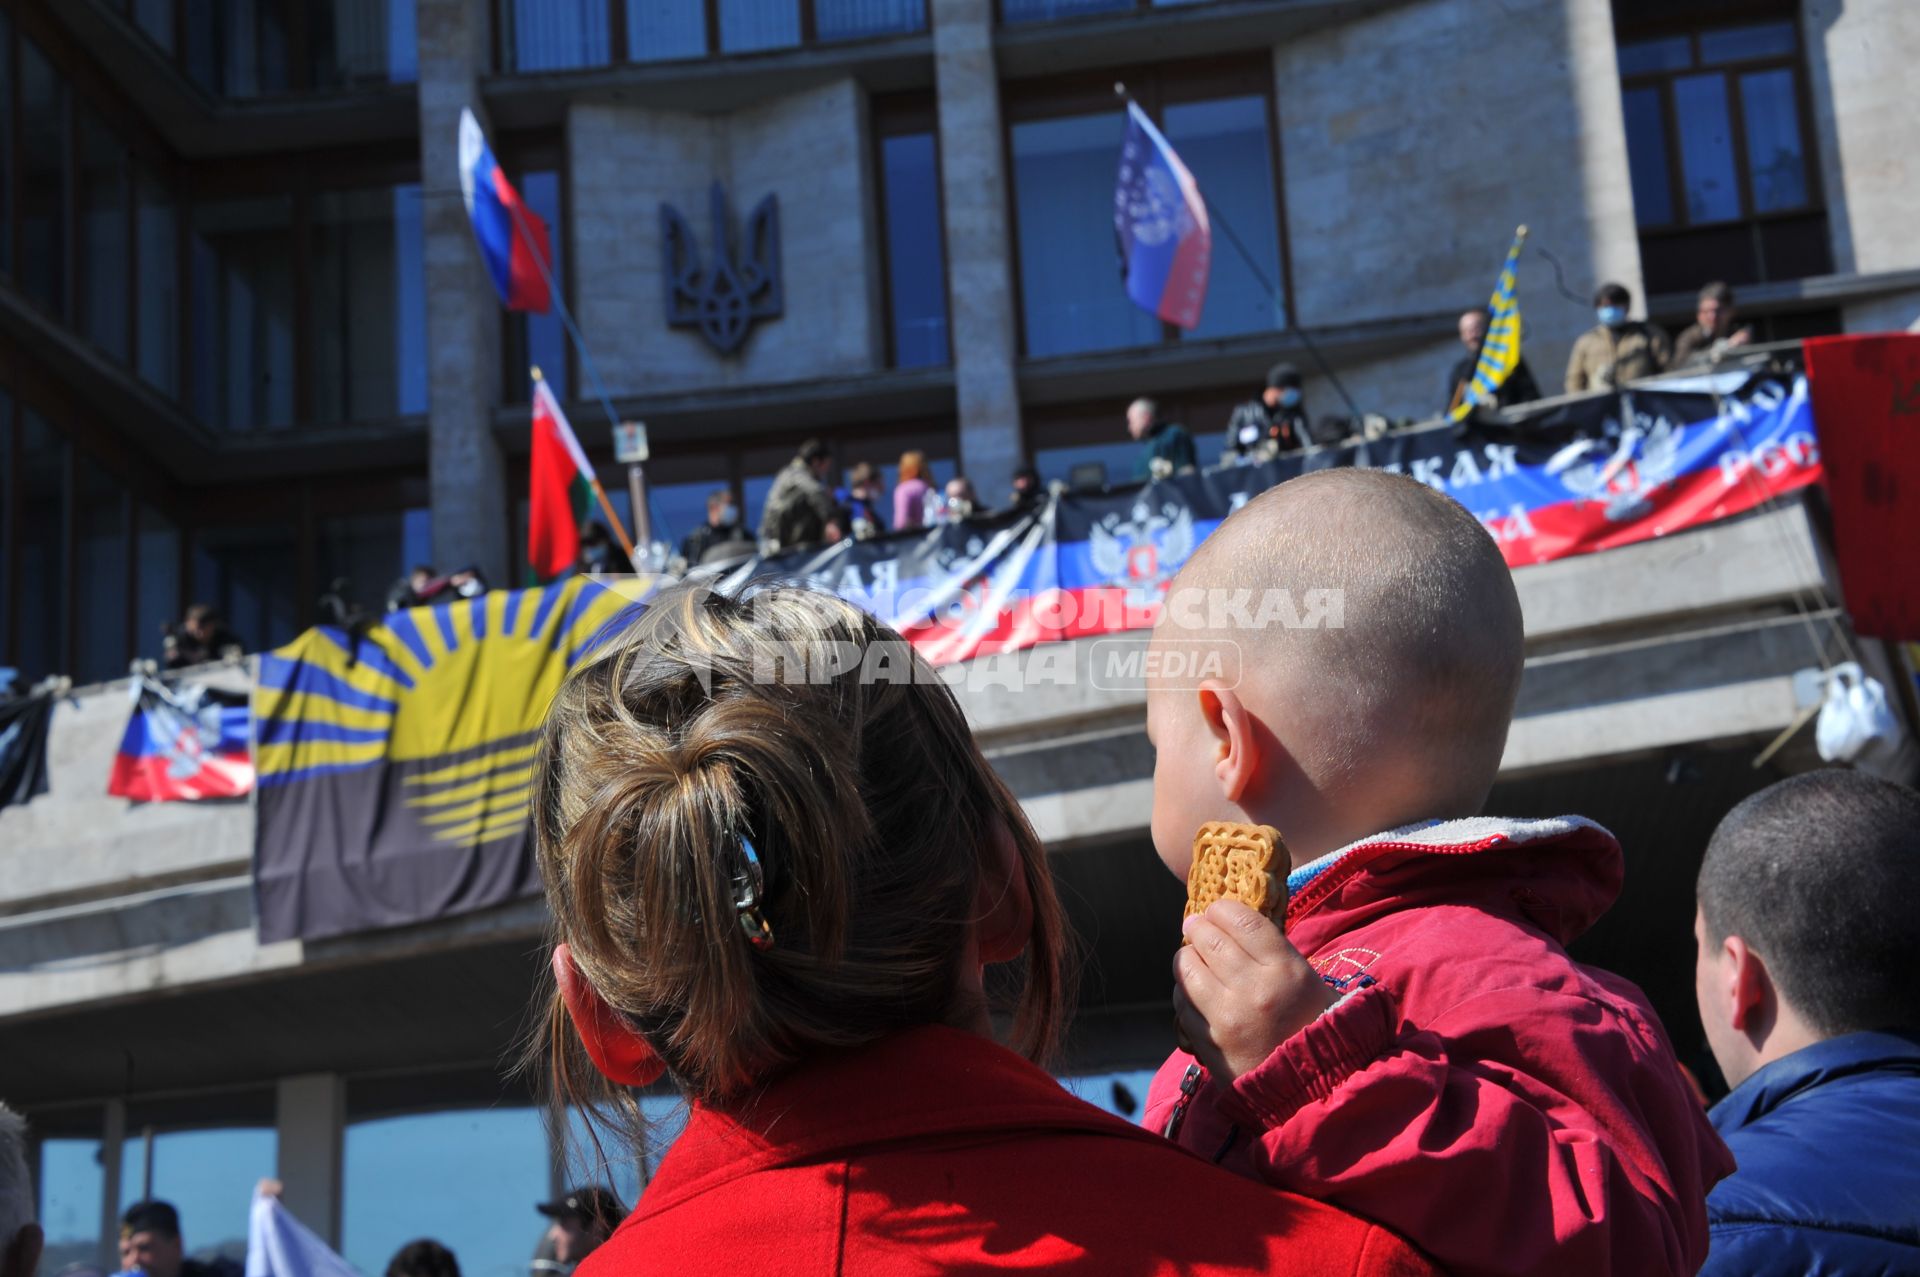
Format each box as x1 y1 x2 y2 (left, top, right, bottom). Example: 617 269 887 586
1814 663 1903 765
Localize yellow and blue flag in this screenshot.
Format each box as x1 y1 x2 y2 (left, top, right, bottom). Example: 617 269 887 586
1450 227 1528 421
252 575 657 942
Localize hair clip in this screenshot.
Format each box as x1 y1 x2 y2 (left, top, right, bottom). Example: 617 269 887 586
734 836 774 950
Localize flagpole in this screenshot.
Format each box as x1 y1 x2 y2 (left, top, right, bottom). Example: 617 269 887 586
502 197 662 552
531 365 641 566
1113 83 1367 427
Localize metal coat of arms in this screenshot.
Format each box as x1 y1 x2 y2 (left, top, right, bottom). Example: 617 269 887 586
661 183 782 355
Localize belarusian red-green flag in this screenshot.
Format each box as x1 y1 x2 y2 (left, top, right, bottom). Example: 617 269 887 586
529 378 594 581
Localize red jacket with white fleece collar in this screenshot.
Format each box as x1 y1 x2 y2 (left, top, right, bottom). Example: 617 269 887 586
1145 815 1735 1277
586 1023 1437 1276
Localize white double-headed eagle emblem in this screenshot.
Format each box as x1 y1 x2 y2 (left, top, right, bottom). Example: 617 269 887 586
1544 409 1683 521
1089 500 1195 606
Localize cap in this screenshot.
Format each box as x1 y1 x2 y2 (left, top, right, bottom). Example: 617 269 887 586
534 1187 624 1228
1266 362 1302 390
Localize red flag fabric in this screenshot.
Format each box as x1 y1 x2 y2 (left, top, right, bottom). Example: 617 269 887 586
529 381 591 580
1804 332 1920 640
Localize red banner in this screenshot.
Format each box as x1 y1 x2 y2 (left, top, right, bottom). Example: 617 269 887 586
1805 333 1920 641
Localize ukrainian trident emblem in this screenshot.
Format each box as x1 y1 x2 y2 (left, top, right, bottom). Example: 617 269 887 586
661 183 782 355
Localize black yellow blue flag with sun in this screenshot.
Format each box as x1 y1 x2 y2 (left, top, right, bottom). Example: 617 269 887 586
252 575 657 942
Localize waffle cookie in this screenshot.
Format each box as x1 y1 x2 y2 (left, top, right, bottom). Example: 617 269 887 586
1183 821 1286 940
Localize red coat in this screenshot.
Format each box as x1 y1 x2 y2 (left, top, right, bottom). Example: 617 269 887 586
588 1023 1437 1275
1146 816 1736 1277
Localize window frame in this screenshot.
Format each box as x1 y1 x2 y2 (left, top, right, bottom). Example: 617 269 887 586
1000 56 1292 361
493 0 930 74
1616 20 1825 238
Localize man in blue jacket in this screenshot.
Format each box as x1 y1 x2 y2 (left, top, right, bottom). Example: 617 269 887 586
1693 769 1920 1274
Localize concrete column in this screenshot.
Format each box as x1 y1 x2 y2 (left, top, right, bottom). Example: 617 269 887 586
1802 0 1920 278
1564 0 1645 308
417 0 509 586
931 0 1022 506
276 1074 346 1246
97 1099 126 1268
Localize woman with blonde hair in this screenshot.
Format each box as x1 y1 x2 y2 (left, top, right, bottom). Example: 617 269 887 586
892 450 932 530
531 585 1433 1276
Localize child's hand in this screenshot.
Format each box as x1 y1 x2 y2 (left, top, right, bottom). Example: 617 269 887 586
1173 900 1338 1081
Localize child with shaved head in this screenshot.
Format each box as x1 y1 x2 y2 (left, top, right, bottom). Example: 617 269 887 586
1142 469 1732 1277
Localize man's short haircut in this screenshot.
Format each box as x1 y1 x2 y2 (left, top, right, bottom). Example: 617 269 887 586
183 604 219 627
797 438 831 465
848 462 877 486
1594 281 1631 308
0 1104 31 1258
121 1200 181 1240
1698 770 1920 1036
1459 306 1492 324
705 489 731 511
1697 280 1734 306
386 1239 461 1277
1266 362 1302 390
1128 397 1157 419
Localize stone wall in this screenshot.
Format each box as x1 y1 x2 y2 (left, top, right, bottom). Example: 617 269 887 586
570 79 884 395
1272 0 1642 407
1803 0 1920 278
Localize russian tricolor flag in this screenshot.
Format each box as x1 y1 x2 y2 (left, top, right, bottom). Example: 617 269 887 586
1113 101 1211 330
458 107 553 314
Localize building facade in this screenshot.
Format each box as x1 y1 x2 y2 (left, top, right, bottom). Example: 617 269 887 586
3 0 1916 689
2 0 1918 1270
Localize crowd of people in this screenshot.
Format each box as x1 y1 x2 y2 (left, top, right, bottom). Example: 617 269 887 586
6 468 1918 1275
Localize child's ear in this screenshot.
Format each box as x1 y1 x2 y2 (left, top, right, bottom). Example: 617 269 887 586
1197 681 1260 804
974 820 1034 966
553 944 666 1087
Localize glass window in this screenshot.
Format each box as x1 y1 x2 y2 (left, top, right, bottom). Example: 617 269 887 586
76 456 132 683
1011 111 1159 357
505 0 609 71
1621 86 1674 227
312 184 428 423
37 1135 106 1274
185 0 291 97
1699 21 1796 65
1616 35 1691 75
1001 0 1131 23
718 0 799 54
627 0 705 61
879 132 949 367
1163 95 1283 339
1061 1068 1158 1124
135 0 176 53
20 38 71 317
1034 440 1140 490
80 110 133 362
17 410 69 681
136 505 182 663
563 1108 643 1202
120 1125 275 1261
816 0 924 41
402 507 433 574
317 511 404 617
342 1108 549 1277
0 11 12 279
138 168 181 396
0 393 10 668
190 197 296 432
310 0 416 88
191 522 299 654
504 171 566 401
1740 69 1809 214
1672 74 1741 224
